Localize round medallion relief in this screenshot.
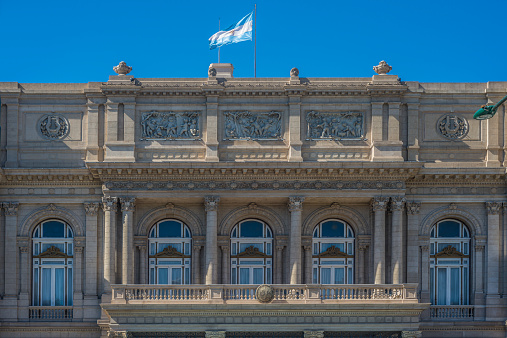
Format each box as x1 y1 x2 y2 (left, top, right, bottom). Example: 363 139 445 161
38 114 70 141
256 284 275 303
437 114 469 140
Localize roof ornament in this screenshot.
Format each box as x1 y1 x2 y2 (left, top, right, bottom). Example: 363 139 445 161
373 60 392 75
290 67 299 78
113 61 132 76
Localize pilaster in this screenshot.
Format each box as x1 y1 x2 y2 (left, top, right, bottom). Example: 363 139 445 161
406 202 421 284
192 244 202 284
288 94 303 161
4 96 19 168
205 196 220 284
289 196 305 284
390 196 405 284
406 103 420 161
221 245 230 284
84 202 100 297
3 202 18 298
120 197 136 284
205 94 219 162
17 237 29 321
371 196 388 284
485 201 503 320
85 95 106 161
102 197 117 293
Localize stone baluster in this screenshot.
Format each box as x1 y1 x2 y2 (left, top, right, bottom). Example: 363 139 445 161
84 202 100 297
371 197 389 284
3 202 18 299
102 197 117 293
304 245 313 284
138 245 147 284
120 197 136 284
391 197 405 284
289 196 305 284
406 202 421 284
192 244 201 284
205 196 220 284
221 245 230 284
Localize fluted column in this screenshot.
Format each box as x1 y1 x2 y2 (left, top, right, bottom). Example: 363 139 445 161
275 245 284 284
205 196 220 284
102 197 117 293
138 245 147 284
120 197 136 284
391 197 405 284
406 202 421 283
3 202 18 298
192 244 201 284
371 197 389 284
221 245 230 284
485 202 501 296
84 202 100 297
304 246 313 284
289 196 304 284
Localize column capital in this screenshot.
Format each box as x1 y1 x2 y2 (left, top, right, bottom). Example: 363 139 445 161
371 196 389 211
359 244 369 251
485 201 502 215
120 197 136 212
303 245 312 251
390 196 406 211
420 245 429 252
204 196 220 212
3 202 19 216
288 196 305 212
84 202 100 216
220 245 230 252
102 196 117 211
407 201 421 215
475 244 485 252
137 244 147 252
17 237 29 252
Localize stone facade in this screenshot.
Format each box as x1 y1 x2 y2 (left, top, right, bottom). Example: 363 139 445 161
0 63 506 337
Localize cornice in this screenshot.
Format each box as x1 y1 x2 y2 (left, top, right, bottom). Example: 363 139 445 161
0 168 98 185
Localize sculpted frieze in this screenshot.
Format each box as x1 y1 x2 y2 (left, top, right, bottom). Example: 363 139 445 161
141 111 200 140
224 111 282 140
306 111 364 140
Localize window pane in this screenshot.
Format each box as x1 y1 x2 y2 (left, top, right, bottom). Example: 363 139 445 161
185 268 190 284
463 267 469 305
172 268 182 285
266 243 272 255
42 221 65 238
266 268 271 283
42 268 52 306
334 268 345 284
150 268 155 284
437 268 447 305
253 268 263 284
321 221 345 238
321 268 331 284
438 221 460 237
239 268 250 284
55 268 65 306
240 221 264 238
158 268 169 284
158 221 182 237
231 243 237 255
450 268 460 305
67 268 73 306
231 268 237 284
347 267 353 284
313 268 318 284
33 268 39 306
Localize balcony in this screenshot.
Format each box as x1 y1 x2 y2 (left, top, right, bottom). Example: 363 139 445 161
429 305 475 320
28 306 73 320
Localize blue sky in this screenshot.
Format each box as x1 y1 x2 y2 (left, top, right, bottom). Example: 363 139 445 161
1 0 506 83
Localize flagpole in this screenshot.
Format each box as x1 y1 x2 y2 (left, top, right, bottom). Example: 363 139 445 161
218 18 221 63
254 4 257 78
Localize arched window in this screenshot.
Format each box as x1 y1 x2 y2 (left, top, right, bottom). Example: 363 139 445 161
230 219 272 284
32 220 73 306
312 219 354 284
430 219 470 305
148 219 191 285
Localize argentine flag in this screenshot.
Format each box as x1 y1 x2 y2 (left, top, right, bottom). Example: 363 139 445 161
209 12 253 50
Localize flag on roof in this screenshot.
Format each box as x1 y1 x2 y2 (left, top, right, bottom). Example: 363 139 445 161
209 12 253 50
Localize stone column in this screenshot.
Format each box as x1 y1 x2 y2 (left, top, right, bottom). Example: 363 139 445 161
420 243 430 303
391 197 405 284
120 197 136 284
221 245 230 284
289 196 305 284
485 202 501 296
388 102 401 142
192 244 201 284
102 197 117 293
304 245 313 284
3 202 18 298
275 245 284 284
371 197 389 284
406 202 421 283
138 245 147 284
84 202 100 297
205 196 220 284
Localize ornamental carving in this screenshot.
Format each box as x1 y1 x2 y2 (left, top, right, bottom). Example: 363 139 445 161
224 111 282 140
306 111 363 139
288 196 305 212
407 202 421 215
84 202 100 216
208 67 217 77
434 245 467 258
236 245 270 258
141 111 200 140
204 196 220 212
38 114 69 141
35 245 72 258
205 332 226 338
120 197 136 212
102 197 117 211
256 284 275 303
390 197 406 211
371 196 389 211
486 201 502 215
3 202 19 216
373 60 392 75
150 245 188 258
304 331 325 338
315 245 350 258
113 61 132 76
437 114 469 140
290 67 299 77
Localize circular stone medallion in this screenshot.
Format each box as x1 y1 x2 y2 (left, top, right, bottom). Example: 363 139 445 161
38 114 70 140
256 284 275 303
437 114 469 140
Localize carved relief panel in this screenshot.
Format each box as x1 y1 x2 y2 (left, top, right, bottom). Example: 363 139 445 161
141 111 201 140
224 111 282 140
306 111 364 140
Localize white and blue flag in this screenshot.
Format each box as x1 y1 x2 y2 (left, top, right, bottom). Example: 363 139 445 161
209 12 253 50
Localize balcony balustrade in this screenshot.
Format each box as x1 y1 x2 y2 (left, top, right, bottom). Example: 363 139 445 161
429 305 475 320
28 306 73 320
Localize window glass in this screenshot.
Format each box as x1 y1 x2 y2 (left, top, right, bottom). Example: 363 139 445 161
321 220 345 237
437 220 460 237
42 221 65 238
158 220 182 237
240 220 263 237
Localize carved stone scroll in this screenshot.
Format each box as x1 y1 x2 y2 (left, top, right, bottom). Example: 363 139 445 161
306 111 364 139
141 111 200 140
224 111 282 140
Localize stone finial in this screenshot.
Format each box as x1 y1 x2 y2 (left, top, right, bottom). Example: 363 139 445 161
113 61 132 76
290 67 299 78
208 66 217 77
373 60 392 75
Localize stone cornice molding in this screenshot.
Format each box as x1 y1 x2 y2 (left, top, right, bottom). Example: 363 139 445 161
19 204 84 237
219 203 286 236
420 204 483 236
302 203 368 236
408 171 505 186
1 168 97 185
136 204 203 236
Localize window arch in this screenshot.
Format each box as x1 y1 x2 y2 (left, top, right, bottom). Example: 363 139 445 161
230 219 273 284
148 219 192 285
32 220 73 306
312 219 355 284
430 219 470 305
